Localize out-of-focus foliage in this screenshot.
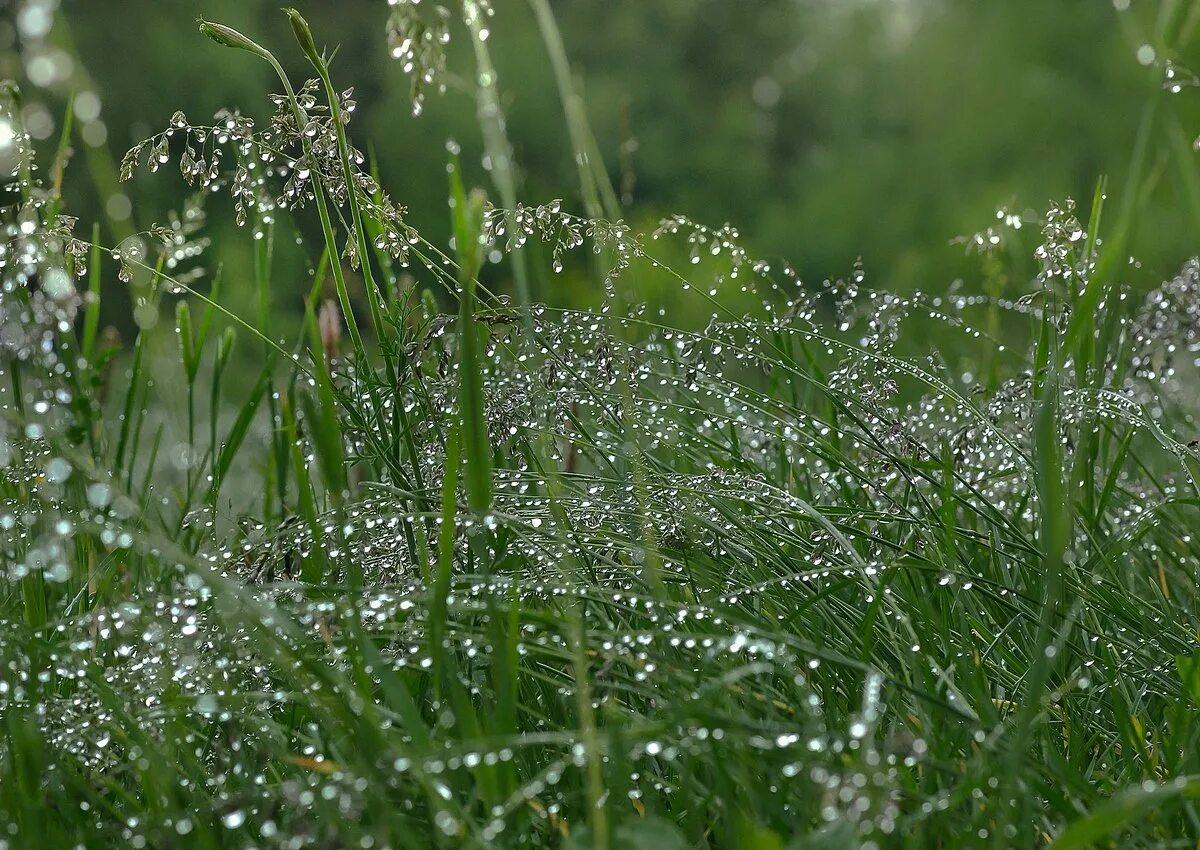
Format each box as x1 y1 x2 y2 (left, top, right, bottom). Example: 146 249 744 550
3 0 1198 311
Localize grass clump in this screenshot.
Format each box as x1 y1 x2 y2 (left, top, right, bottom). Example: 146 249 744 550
2 8 1200 850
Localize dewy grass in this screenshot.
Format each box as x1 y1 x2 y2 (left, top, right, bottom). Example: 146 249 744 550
2 7 1200 850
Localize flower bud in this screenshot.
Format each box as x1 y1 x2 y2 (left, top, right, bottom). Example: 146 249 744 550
284 9 320 64
197 18 270 59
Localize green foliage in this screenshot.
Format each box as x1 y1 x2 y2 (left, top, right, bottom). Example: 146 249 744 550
2 4 1200 850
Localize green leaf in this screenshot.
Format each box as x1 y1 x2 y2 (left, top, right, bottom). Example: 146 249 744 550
1177 654 1200 705
175 300 196 381
1048 778 1200 849
302 308 348 502
449 157 492 514
207 366 268 504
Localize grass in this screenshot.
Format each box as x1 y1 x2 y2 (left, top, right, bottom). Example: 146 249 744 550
2 5 1200 849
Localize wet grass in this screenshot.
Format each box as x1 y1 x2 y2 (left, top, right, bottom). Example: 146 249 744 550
2 6 1200 849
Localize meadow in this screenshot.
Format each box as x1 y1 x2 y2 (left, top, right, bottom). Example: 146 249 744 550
1 4 1200 848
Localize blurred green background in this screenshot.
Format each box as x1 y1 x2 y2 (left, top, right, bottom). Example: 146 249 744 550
3 0 1199 321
